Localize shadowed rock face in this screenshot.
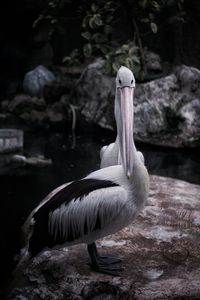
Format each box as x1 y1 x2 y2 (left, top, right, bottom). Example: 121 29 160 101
76 61 200 147
8 175 200 299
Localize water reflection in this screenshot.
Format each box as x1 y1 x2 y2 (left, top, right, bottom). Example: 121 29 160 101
24 131 200 185
141 145 200 184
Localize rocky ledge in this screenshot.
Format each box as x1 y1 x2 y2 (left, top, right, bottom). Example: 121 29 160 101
8 175 200 299
76 61 200 147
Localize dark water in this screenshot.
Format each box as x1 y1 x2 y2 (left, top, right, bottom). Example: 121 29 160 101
0 130 200 290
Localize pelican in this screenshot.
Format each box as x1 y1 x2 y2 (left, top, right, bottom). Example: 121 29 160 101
100 66 144 168
18 67 149 276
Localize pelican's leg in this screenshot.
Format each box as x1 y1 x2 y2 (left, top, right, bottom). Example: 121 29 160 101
87 242 122 276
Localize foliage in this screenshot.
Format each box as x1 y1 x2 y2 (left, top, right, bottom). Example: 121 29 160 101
104 42 141 77
62 49 82 67
126 0 186 34
33 0 73 39
33 0 186 77
78 0 185 77
80 1 115 58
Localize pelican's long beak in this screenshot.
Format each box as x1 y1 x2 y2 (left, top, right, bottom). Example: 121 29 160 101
118 87 134 179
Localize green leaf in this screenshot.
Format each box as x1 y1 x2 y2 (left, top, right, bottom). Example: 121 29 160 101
100 45 109 54
89 17 95 29
81 32 91 40
150 22 158 33
121 44 129 51
104 24 112 35
112 62 120 73
89 15 103 29
132 56 140 64
93 14 103 26
62 56 71 63
149 13 154 20
92 33 107 43
104 2 112 9
125 57 133 68
151 1 160 11
82 15 91 28
51 19 58 25
139 0 148 8
115 49 126 55
106 15 113 23
83 43 92 57
141 18 149 23
91 4 98 12
133 64 141 74
128 44 138 54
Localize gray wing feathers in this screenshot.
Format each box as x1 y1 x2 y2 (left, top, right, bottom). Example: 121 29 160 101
48 186 127 242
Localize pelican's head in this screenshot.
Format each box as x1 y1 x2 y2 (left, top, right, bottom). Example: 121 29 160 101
115 66 135 179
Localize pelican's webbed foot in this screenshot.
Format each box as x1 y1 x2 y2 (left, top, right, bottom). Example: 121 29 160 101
87 242 122 276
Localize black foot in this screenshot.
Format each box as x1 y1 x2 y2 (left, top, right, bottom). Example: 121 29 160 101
92 261 123 276
87 243 123 276
98 253 121 265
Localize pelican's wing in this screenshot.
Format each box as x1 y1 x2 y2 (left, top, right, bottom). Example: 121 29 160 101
48 184 127 245
28 179 118 256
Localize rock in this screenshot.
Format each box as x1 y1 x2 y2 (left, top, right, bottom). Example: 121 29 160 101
47 109 65 123
8 94 46 114
1 99 9 111
75 59 115 130
19 112 31 122
46 100 68 124
0 113 7 122
11 154 27 164
134 65 200 147
23 65 56 97
8 176 200 299
11 154 52 167
4 93 68 127
0 0 54 100
43 79 75 103
8 94 32 113
29 110 48 125
0 129 23 153
144 50 162 73
25 155 52 167
144 49 163 80
76 62 200 147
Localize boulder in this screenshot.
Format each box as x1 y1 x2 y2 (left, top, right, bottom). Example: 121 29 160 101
8 176 200 299
47 109 66 124
7 94 46 114
11 154 52 167
134 65 200 147
23 65 56 97
144 50 162 73
75 62 200 147
28 110 48 126
0 129 23 153
43 79 76 103
143 49 164 81
75 59 116 130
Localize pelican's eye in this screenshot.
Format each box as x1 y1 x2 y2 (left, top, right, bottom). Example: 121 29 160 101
131 79 133 84
119 79 122 84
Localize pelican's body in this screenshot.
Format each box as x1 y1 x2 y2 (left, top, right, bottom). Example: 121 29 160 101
19 66 149 275
100 137 120 168
100 139 145 168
